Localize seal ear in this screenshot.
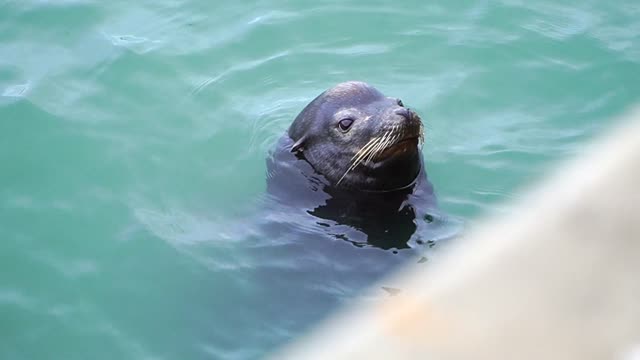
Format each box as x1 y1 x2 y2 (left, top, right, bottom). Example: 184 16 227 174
290 135 307 153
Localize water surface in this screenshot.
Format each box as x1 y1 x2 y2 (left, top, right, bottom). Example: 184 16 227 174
1 1 639 359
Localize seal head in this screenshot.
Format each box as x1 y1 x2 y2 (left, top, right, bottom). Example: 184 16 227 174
288 81 424 191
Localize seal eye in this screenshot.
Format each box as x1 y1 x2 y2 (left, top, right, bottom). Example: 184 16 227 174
338 118 354 132
397 99 404 107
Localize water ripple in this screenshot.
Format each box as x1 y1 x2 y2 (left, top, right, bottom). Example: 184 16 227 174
2 83 30 97
506 1 600 40
103 33 163 54
0 289 36 309
191 51 290 95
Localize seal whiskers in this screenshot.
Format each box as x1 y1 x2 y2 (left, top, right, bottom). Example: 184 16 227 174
366 129 392 163
350 137 380 164
337 136 383 185
337 124 410 186
368 125 400 163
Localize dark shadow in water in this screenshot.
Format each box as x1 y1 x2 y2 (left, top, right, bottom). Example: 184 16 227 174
309 187 418 250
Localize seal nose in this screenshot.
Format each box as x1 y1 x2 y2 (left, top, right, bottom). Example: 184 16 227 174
394 107 413 121
392 107 421 138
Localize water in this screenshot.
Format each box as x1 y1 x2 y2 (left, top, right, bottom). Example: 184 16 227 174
1 1 639 359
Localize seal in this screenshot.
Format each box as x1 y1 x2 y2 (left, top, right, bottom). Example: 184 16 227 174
266 81 438 249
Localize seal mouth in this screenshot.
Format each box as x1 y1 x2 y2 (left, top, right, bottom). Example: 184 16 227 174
377 136 420 160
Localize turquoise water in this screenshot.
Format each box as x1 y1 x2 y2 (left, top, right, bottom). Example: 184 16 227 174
2 1 639 359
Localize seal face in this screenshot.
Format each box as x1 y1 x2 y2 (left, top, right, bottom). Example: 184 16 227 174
266 81 437 249
288 81 424 191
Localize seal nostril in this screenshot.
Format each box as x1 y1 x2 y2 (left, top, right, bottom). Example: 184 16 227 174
394 108 411 120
